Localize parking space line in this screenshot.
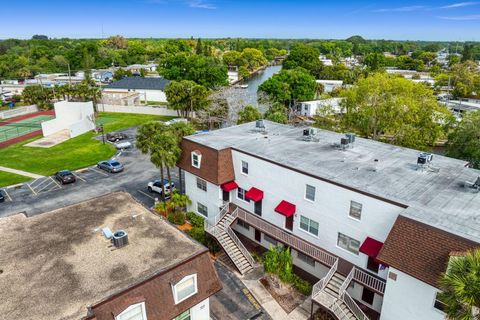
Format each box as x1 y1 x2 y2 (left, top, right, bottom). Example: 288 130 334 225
72 172 86 182
2 189 12 201
30 177 49 189
137 190 156 201
36 179 56 193
90 167 109 177
26 183 37 195
51 177 62 188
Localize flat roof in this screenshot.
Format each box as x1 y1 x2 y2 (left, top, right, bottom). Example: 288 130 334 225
186 121 480 243
0 192 204 320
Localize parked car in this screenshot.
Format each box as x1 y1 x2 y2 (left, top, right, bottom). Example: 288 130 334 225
165 118 188 126
106 132 128 142
114 141 133 150
97 160 124 173
147 179 175 196
0 190 5 203
54 170 76 184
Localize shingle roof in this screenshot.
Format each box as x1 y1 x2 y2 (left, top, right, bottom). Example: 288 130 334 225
377 216 479 288
105 77 170 90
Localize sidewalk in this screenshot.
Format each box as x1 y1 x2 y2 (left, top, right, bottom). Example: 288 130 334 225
0 166 43 179
239 266 311 320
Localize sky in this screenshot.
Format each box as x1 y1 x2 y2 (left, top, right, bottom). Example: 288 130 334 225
1 0 480 40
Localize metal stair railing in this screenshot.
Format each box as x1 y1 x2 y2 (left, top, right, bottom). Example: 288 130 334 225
341 291 369 320
226 227 255 268
312 258 338 298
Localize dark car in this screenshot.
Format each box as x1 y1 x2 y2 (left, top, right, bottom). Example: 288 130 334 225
97 160 124 173
106 132 128 142
54 170 76 184
0 190 5 202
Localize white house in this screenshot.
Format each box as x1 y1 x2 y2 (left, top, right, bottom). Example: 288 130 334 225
41 101 95 138
316 79 343 93
178 120 480 320
298 97 344 117
103 77 170 103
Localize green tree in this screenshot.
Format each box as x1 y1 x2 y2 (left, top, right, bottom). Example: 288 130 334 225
462 44 475 62
259 67 316 107
195 38 203 55
342 73 450 149
438 249 480 320
165 80 209 120
450 61 480 98
240 48 268 71
22 85 53 110
364 52 386 71
283 44 322 77
237 105 261 124
446 110 480 168
136 122 180 201
264 103 288 124
113 68 132 80
168 121 196 194
222 50 242 67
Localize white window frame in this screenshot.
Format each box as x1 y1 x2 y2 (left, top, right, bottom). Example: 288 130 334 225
241 160 249 175
433 291 446 314
305 184 316 202
175 309 191 320
191 152 201 169
349 201 362 220
299 215 319 237
115 302 147 320
172 274 198 304
337 232 361 255
197 202 208 217
237 187 250 202
196 177 207 191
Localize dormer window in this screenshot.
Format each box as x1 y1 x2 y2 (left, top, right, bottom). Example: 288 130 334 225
172 274 198 304
115 302 147 320
191 151 202 168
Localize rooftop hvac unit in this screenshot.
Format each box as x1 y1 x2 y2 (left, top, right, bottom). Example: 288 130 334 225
302 128 318 141
340 137 349 145
112 230 129 248
345 133 356 144
417 153 433 165
255 119 265 129
474 176 480 188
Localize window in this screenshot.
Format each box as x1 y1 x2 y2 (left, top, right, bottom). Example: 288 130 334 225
176 309 191 320
196 177 207 191
305 184 316 201
297 251 315 267
349 201 362 220
299 215 319 236
434 292 446 312
237 187 249 202
191 152 201 168
361 287 375 305
337 233 361 255
264 234 277 246
237 219 250 230
116 302 147 320
367 256 380 273
173 274 198 304
197 202 208 217
241 161 249 174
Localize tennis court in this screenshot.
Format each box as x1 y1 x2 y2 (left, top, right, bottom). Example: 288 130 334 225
0 115 55 143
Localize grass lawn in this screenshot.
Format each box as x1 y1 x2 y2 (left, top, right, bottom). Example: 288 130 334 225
0 171 31 187
0 112 174 176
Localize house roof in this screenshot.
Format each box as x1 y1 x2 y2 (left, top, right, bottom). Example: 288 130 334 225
0 192 208 320
377 216 479 288
105 77 170 91
185 121 480 243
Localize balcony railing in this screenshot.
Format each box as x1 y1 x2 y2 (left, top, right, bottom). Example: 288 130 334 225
353 267 386 294
235 206 338 268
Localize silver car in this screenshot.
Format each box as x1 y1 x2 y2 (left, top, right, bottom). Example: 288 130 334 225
97 160 124 173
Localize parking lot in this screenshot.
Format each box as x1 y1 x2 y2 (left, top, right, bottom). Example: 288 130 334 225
0 126 181 218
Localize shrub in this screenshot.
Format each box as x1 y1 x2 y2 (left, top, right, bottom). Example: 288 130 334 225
264 246 294 282
167 211 186 225
293 275 312 295
187 226 206 243
186 211 204 228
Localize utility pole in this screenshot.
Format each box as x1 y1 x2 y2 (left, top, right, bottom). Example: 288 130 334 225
67 63 72 88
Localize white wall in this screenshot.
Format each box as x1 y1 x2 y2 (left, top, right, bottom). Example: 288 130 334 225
381 268 445 320
190 297 210 320
41 101 95 138
185 171 224 225
103 88 167 102
0 105 38 119
98 104 178 117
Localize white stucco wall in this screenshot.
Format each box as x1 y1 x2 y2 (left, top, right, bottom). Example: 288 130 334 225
380 268 445 320
185 171 224 225
41 101 94 138
190 297 210 320
103 88 167 102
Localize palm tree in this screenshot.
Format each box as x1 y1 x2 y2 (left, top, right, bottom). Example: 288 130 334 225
439 249 480 320
169 122 195 194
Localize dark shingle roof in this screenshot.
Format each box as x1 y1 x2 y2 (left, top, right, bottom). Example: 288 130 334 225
106 77 170 90
377 216 479 288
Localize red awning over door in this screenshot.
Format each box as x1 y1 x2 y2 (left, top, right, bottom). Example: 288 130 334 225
221 181 238 192
274 200 296 217
359 237 384 258
245 187 264 202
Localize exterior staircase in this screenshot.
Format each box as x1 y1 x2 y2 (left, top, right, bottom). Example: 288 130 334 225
204 203 255 275
312 260 370 320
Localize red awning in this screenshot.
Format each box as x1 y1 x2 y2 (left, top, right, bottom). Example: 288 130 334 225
275 200 296 217
221 181 238 192
245 187 264 202
359 237 384 258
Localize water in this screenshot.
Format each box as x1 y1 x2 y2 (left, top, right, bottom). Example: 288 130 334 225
243 65 282 106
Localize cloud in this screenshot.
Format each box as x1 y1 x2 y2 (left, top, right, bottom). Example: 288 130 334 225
440 2 478 9
147 0 216 9
373 5 426 13
438 14 480 19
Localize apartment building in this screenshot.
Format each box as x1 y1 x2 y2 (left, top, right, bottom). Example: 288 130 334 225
178 120 480 320
0 192 222 320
